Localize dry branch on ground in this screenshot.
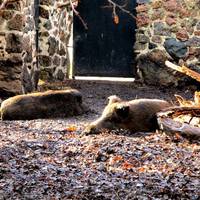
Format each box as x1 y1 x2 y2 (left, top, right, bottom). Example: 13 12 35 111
165 60 200 83
157 107 200 138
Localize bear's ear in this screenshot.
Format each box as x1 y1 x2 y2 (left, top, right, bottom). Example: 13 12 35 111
115 105 129 119
107 95 122 105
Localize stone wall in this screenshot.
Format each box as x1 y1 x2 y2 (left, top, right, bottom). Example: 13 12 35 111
135 0 200 86
0 0 73 96
38 0 72 81
1 0 199 96
0 0 25 96
21 0 39 93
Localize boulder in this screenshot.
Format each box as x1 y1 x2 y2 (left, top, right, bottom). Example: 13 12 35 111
187 37 200 47
136 49 179 86
164 38 188 59
39 6 49 19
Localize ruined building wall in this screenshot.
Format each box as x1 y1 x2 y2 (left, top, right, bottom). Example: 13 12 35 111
38 0 72 81
135 0 200 86
0 0 25 96
21 0 39 93
0 0 72 96
1 0 199 96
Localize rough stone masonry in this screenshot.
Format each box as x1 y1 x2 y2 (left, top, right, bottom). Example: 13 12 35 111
0 0 72 96
0 0 24 96
0 0 200 96
135 0 200 86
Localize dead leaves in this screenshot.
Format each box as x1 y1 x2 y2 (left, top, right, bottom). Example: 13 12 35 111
122 161 133 170
65 125 77 132
0 120 199 199
109 156 135 171
113 14 119 24
110 155 123 164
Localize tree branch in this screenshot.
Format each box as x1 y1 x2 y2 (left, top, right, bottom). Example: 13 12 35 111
165 60 200 83
107 0 136 20
69 0 88 30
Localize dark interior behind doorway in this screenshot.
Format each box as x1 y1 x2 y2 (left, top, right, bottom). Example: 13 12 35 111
74 0 136 77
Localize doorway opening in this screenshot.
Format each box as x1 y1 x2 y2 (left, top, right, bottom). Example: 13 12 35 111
72 0 137 80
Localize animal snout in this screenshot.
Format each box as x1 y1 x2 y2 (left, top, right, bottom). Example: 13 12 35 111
82 125 98 136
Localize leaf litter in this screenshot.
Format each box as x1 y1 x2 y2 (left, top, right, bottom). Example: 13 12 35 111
0 81 199 199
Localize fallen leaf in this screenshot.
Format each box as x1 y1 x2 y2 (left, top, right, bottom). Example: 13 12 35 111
38 79 45 86
138 167 146 172
65 125 77 132
113 15 119 24
109 155 123 165
122 161 133 170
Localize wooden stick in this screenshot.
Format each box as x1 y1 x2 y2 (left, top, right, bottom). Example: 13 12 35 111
165 60 200 83
69 0 88 30
107 0 136 20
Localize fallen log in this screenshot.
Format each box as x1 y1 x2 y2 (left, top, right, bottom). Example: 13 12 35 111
157 107 200 138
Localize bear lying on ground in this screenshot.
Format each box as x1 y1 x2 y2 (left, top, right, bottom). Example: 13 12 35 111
83 95 171 134
1 89 84 120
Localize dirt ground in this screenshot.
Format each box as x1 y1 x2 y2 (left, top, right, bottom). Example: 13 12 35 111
0 80 199 199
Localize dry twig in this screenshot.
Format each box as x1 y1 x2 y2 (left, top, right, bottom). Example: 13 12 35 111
165 60 200 83
107 0 136 20
69 0 88 30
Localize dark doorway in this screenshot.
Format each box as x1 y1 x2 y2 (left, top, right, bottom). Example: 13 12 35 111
73 0 136 77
